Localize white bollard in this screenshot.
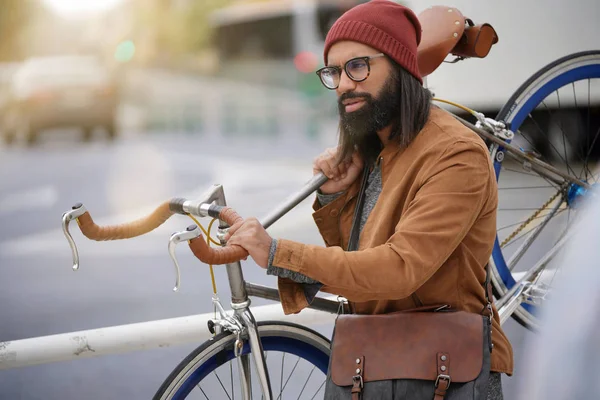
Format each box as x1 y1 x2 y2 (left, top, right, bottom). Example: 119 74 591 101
0 301 336 370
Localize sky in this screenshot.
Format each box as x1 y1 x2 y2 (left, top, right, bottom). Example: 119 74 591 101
41 0 125 17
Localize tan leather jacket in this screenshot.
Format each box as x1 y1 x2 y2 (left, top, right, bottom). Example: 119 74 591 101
272 107 514 375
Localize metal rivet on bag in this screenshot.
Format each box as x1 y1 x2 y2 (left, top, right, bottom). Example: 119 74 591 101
441 355 447 361
455 20 460 25
441 366 447 372
356 368 361 374
453 32 458 37
356 358 361 364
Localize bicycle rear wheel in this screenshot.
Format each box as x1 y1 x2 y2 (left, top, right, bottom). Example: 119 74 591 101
492 50 600 330
153 321 331 400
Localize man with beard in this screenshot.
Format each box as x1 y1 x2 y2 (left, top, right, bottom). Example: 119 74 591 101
224 1 512 398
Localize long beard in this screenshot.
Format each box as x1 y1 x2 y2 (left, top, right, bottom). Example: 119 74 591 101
337 74 400 166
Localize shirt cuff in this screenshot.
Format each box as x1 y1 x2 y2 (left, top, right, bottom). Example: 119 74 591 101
316 190 344 207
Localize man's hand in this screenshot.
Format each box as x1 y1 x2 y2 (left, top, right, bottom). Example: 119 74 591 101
223 217 272 268
313 147 363 194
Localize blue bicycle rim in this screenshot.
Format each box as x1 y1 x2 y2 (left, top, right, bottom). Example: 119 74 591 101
492 64 600 313
172 336 329 399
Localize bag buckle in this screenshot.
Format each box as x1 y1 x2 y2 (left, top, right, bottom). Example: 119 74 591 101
337 296 348 315
352 374 363 388
486 302 494 324
435 374 451 389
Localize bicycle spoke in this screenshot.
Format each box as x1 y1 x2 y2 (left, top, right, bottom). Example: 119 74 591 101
197 385 210 400
526 112 577 176
498 218 541 234
310 380 327 400
501 209 566 249
507 198 564 270
499 207 560 211
280 353 285 399
530 226 570 292
516 117 549 162
553 93 575 175
498 185 554 190
276 356 302 400
571 81 589 181
543 96 596 180
583 125 600 170
296 366 316 400
214 371 233 400
502 166 564 190
502 166 549 179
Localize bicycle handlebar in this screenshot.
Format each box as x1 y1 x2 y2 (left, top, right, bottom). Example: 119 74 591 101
77 201 175 240
61 172 329 290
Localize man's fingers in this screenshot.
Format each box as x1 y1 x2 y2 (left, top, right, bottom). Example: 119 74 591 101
351 151 364 168
223 220 244 241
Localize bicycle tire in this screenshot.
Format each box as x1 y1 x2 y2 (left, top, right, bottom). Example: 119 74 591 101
153 321 331 400
492 50 600 330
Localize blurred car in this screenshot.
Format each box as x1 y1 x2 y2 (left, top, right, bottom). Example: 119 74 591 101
1 55 118 145
0 62 20 115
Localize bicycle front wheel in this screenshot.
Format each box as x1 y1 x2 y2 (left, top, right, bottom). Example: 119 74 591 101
492 50 600 330
153 321 331 400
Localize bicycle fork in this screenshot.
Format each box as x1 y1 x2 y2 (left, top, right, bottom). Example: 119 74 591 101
237 306 273 400
210 291 273 400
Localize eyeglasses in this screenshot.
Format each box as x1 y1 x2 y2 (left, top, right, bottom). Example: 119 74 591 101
316 53 385 90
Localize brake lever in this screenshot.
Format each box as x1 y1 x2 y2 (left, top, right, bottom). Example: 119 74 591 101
61 203 88 271
168 225 201 292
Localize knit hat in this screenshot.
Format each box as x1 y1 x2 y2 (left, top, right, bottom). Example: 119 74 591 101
323 0 423 84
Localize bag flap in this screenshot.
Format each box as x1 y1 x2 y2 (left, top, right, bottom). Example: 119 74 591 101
330 311 484 386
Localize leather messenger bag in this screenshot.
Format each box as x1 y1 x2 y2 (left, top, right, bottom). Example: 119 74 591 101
329 307 490 400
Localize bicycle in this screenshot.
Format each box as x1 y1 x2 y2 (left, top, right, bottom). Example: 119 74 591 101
59 10 599 400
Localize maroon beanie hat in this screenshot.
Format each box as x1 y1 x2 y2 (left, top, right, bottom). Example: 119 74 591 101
323 0 423 84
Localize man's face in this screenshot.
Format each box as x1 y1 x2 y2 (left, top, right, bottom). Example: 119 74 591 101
326 41 399 161
327 41 393 113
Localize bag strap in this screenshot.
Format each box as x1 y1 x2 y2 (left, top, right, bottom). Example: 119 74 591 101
347 165 370 252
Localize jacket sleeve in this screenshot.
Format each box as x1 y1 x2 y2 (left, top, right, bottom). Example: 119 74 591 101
273 141 493 306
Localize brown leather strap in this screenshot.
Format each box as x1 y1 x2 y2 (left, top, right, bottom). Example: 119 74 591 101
352 385 361 400
435 352 451 400
351 356 364 400
434 378 450 400
347 165 370 252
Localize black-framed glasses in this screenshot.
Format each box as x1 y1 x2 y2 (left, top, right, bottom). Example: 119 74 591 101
316 53 385 90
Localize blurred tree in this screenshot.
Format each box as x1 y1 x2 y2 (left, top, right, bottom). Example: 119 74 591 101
137 0 239 56
0 0 36 61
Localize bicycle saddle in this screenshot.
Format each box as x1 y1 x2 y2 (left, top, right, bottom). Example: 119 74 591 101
417 5 499 78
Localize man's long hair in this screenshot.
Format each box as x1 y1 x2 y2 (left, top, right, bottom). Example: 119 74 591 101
337 59 433 166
